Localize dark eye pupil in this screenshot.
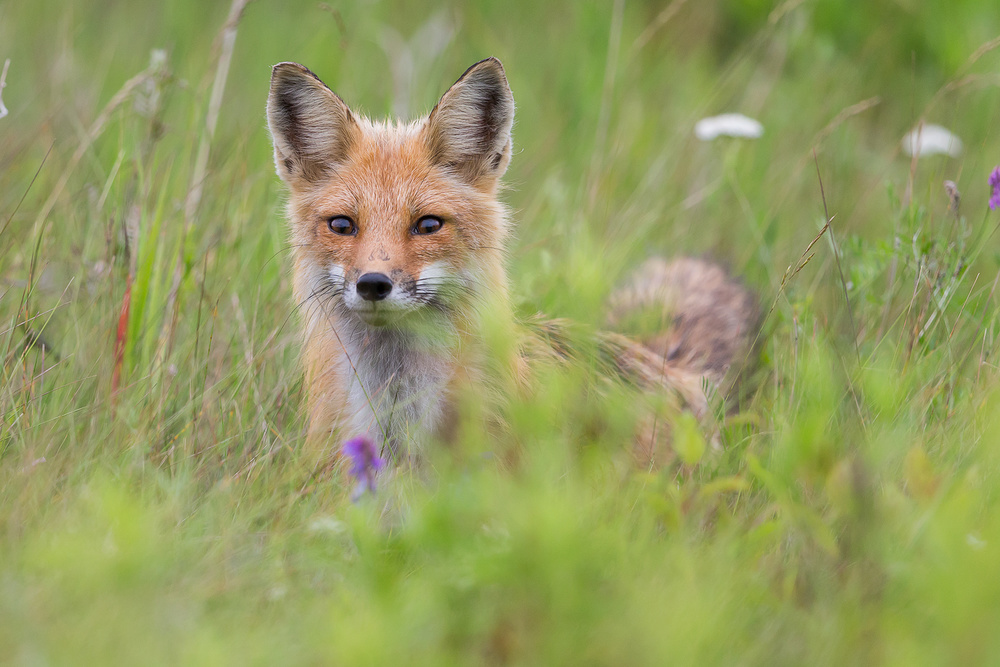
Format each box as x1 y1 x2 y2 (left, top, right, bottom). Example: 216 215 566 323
328 216 355 235
415 217 442 234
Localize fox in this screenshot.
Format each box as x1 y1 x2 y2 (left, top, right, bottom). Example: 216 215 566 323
266 57 758 465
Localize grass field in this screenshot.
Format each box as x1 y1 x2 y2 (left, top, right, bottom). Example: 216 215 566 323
3 0 1000 663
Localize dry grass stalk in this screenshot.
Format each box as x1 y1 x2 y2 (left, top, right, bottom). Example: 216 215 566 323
30 68 155 241
183 0 253 224
159 0 252 361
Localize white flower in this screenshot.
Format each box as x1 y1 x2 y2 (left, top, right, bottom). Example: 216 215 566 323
902 124 963 158
694 113 764 141
0 59 10 120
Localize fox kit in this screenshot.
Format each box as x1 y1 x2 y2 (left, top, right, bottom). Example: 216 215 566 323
267 58 757 463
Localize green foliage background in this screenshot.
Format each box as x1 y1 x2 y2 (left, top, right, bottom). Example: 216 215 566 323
2 0 1000 663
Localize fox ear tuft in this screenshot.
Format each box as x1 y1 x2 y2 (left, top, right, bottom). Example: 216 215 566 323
425 58 515 187
267 63 357 186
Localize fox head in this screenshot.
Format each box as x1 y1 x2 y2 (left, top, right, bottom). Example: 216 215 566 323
267 58 515 333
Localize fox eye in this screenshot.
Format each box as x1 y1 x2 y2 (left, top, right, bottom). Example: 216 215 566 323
413 216 443 235
327 216 357 236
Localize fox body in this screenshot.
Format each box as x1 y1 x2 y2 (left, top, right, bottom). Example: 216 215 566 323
267 58 757 462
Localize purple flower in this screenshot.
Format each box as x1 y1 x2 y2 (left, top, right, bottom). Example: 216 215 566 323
342 435 385 501
990 166 1000 211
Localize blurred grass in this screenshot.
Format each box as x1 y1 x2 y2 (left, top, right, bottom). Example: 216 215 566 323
2 0 1000 664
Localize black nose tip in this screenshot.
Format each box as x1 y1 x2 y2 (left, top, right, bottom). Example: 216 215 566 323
356 272 393 301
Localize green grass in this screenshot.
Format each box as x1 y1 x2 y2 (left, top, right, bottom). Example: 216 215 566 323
2 0 1000 664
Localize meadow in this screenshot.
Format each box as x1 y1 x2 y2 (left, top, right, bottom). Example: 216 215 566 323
2 0 1000 663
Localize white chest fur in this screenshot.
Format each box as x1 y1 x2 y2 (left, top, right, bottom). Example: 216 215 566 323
337 323 454 458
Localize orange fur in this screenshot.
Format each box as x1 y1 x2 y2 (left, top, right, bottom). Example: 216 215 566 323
268 59 517 458
267 58 758 465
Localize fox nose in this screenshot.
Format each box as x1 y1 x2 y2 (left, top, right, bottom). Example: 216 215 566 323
356 272 393 301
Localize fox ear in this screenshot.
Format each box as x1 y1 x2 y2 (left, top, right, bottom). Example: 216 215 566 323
425 58 515 187
267 62 357 186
